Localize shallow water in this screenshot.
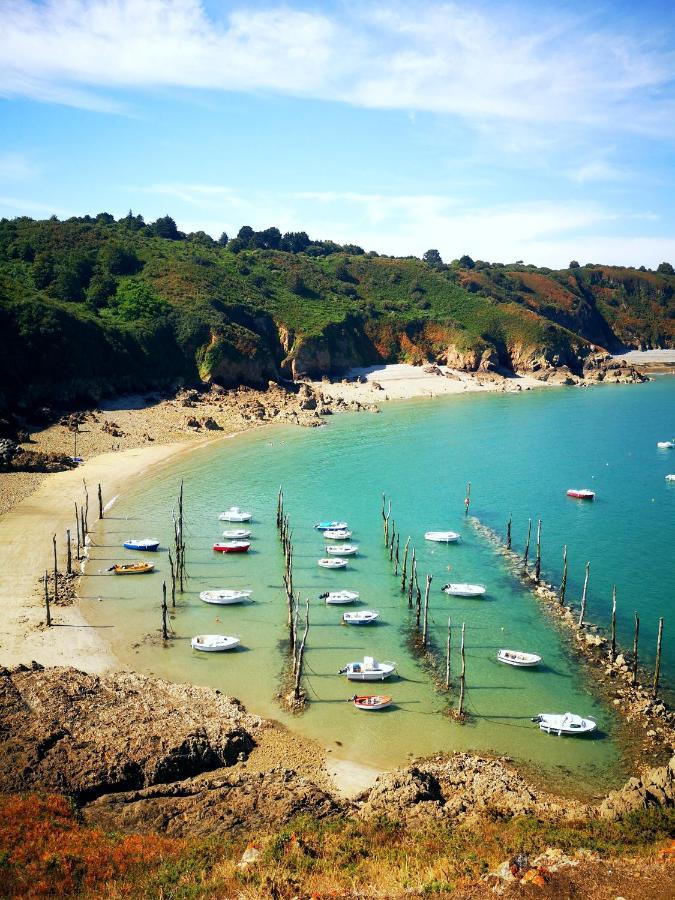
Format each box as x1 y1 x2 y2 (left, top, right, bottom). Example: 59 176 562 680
82 377 675 795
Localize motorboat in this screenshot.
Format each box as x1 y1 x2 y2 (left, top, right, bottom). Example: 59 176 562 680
323 528 352 540
657 441 674 449
315 520 348 531
425 531 460 543
326 544 358 556
532 712 597 736
352 694 391 710
213 541 251 553
219 506 252 522
318 557 348 569
123 539 160 552
222 529 252 539
339 656 396 681
199 589 252 605
666 474 675 482
442 583 486 597
566 489 595 500
320 590 359 605
191 634 240 652
343 610 379 625
498 649 541 667
110 562 154 575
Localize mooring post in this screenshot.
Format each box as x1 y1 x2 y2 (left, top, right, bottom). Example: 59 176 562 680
97 483 103 519
422 574 432 647
161 581 168 641
66 529 72 576
381 493 388 545
83 479 89 534
168 550 176 607
559 544 568 605
458 622 466 717
401 537 410 592
389 519 395 562
523 518 532 570
464 481 471 516
611 586 617 662
74 502 80 558
294 598 310 699
506 514 512 550
52 534 59 603
632 612 640 686
44 570 51 627
578 561 590 627
534 519 542 582
408 548 416 607
445 618 451 689
653 617 664 699
394 534 400 576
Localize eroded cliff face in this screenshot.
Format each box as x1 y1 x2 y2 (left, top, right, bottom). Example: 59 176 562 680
283 316 382 379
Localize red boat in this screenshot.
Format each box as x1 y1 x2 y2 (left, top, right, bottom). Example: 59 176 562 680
213 541 251 553
352 694 392 711
566 489 595 500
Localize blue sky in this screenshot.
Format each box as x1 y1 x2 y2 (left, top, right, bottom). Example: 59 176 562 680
1 0 675 267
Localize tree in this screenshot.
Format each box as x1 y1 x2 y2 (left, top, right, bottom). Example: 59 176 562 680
110 279 168 321
152 215 179 240
342 244 365 256
458 254 475 269
253 226 281 250
217 231 229 246
50 251 95 302
280 231 310 253
121 210 145 232
657 262 674 275
32 251 55 290
569 260 580 268
95 212 115 224
423 248 443 268
226 237 245 254
237 225 255 247
99 244 141 276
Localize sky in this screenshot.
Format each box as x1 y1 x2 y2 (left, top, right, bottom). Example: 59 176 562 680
1 0 675 267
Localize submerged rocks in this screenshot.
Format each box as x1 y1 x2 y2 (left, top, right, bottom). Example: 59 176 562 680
599 756 675 820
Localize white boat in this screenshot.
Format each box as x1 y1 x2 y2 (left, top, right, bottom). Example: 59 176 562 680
343 610 379 625
657 441 674 449
222 528 252 539
339 656 396 681
320 590 359 605
323 528 352 540
318 557 348 569
566 488 595 500
219 506 252 522
191 634 240 652
199 589 252 605
666 474 675 482
532 712 597 736
498 649 541 667
352 694 391 710
326 544 358 556
442 583 486 597
315 520 348 531
425 530 460 543
123 539 160 551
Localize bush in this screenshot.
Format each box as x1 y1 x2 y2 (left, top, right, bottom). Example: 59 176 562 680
109 279 169 321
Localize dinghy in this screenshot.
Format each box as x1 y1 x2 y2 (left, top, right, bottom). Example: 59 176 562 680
191 634 240 652
498 649 541 667
110 562 154 575
352 694 391 710
320 590 359 605
123 539 160 552
222 528 252 539
339 656 396 681
315 520 348 531
442 583 486 597
318 557 348 569
219 506 252 522
425 530 460 543
199 589 252 605
657 440 674 449
213 541 251 553
343 610 379 625
532 712 597 736
666 474 675 482
566 488 595 500
323 528 352 540
326 544 358 556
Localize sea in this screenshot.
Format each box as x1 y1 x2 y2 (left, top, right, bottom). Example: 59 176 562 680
81 375 675 796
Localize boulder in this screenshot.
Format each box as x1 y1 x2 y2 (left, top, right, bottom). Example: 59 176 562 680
599 755 675 820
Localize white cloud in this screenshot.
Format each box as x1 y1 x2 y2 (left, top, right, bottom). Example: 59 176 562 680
567 160 629 184
0 150 38 180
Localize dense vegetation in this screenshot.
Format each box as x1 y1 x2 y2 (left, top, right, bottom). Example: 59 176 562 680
0 214 672 414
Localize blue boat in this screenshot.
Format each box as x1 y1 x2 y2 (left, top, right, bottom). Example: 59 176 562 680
123 539 160 552
314 520 348 531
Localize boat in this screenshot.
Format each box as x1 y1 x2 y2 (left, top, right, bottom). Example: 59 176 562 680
323 528 352 540
110 562 154 575
320 590 359 604
315 520 348 531
339 656 396 681
566 489 595 500
532 712 597 736
218 506 252 522
343 610 379 625
425 531 460 543
657 441 674 449
666 475 675 482
213 541 251 553
442 583 486 597
222 529 252 539
352 694 392 710
318 557 348 569
326 544 358 556
498 649 542 667
199 589 252 604
191 634 240 652
123 539 160 552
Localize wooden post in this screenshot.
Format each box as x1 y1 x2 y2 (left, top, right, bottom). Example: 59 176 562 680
653 617 664 699
294 597 309 700
394 535 400 576
408 547 416 607
506 514 512 550
178 480 185 591
97 483 103 519
74 502 80 558
52 534 59 603
161 581 168 641
168 551 176 607
559 545 568 605
422 574 432 647
578 561 590 628
523 518 532 570
632 612 640 686
464 481 471 516
44 570 51 627
81 507 86 546
389 519 395 562
610 586 617 662
458 622 466 716
415 565 421 621
445 618 451 689
66 529 72 575
83 480 89 535
381 493 388 545
534 519 542 582
401 537 410 592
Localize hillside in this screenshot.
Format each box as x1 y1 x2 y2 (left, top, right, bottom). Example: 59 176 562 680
0 214 673 415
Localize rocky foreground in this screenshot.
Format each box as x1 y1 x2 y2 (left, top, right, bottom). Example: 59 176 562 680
0 664 673 840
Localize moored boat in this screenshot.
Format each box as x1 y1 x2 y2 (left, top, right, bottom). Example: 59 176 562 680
219 506 252 522
191 634 240 652
566 488 595 500
343 610 379 625
325 543 358 556
123 539 160 552
318 557 348 569
498 649 541 667
320 590 359 604
657 440 674 449
532 712 597 735
352 694 391 710
442 582 486 597
222 528 252 539
213 541 251 553
323 528 352 540
110 562 154 575
425 530 460 543
339 656 396 681
666 474 675 482
199 589 252 604
315 520 348 531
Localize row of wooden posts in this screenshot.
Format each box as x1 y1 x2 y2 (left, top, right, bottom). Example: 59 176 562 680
381 493 467 718
162 480 188 640
277 487 308 703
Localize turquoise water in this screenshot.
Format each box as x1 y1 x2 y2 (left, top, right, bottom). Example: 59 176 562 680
82 377 675 795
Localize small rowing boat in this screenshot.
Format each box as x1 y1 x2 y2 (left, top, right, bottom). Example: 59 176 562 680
425 530 460 543
110 562 154 575
323 528 352 540
318 557 348 569
191 634 240 652
320 590 359 604
213 541 250 553
532 712 597 736
199 589 252 605
123 539 160 552
326 544 358 556
315 520 348 531
339 657 396 681
498 649 541 667
442 583 486 597
219 506 252 522
566 488 595 500
352 694 391 710
343 610 379 625
222 529 252 539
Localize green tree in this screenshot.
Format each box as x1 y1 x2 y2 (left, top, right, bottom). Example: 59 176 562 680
280 231 310 253
152 215 180 240
423 248 443 268
237 225 255 247
656 262 674 275
217 231 229 246
99 244 141 276
569 260 580 268
32 251 55 290
110 279 168 321
459 254 475 269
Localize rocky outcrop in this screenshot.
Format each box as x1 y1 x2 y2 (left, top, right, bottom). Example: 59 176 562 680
0 438 77 473
599 756 675 820
582 353 648 384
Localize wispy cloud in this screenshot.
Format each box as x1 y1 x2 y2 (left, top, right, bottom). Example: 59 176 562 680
567 160 629 184
0 150 38 180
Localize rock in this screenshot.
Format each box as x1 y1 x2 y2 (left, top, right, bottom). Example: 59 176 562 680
238 846 262 869
599 755 675 819
186 416 201 429
371 381 383 390
201 417 223 430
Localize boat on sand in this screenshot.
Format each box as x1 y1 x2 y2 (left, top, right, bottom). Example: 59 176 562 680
191 634 240 652
498 649 541 667
532 712 597 735
352 694 391 710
